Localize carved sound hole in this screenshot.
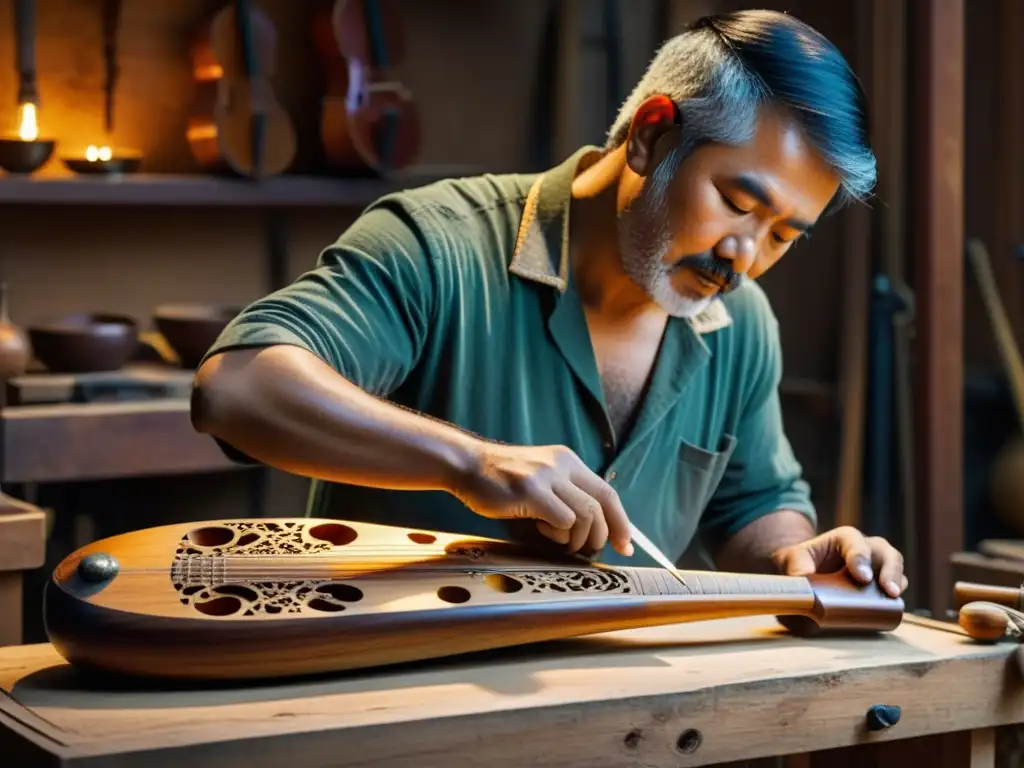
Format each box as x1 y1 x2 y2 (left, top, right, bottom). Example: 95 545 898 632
408 532 436 544
307 583 364 613
308 523 358 546
177 580 365 617
192 584 261 617
188 526 234 547
437 586 471 604
175 521 341 558
484 574 523 593
194 595 244 616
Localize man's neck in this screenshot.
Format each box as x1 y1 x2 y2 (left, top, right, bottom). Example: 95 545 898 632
567 148 664 325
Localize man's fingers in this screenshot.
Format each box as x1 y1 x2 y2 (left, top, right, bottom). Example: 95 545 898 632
869 536 906 597
570 468 633 556
535 520 570 545
772 545 818 577
522 490 575 532
550 482 597 554
833 527 874 583
554 481 610 554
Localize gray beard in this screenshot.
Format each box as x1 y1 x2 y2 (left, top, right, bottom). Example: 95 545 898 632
616 153 713 320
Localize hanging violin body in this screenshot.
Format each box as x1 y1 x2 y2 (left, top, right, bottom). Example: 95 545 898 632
43 518 904 682
187 0 297 178
314 0 421 176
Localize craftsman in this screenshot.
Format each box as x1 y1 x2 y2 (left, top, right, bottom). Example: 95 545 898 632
191 10 906 597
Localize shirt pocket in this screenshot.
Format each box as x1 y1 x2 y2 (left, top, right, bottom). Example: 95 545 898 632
664 434 738 556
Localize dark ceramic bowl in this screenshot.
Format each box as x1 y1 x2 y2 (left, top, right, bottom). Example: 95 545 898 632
62 154 142 176
0 138 56 174
153 303 240 369
29 313 139 373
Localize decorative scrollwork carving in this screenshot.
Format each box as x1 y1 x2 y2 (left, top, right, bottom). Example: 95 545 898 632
175 521 336 558
501 569 632 594
173 579 364 618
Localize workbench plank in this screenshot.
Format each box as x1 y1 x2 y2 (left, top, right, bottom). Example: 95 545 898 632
0 497 48 646
0 506 46 573
0 615 1018 767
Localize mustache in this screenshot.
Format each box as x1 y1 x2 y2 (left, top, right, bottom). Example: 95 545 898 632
674 253 741 292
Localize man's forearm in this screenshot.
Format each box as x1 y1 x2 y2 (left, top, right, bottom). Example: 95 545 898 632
192 345 483 492
713 509 816 573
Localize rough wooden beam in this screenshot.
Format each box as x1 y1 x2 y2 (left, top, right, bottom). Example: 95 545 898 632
909 0 965 617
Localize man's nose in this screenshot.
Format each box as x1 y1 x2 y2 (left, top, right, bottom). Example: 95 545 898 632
713 235 756 275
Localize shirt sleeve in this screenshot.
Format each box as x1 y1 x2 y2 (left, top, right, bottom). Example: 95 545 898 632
199 199 438 397
697 310 817 555
197 200 438 465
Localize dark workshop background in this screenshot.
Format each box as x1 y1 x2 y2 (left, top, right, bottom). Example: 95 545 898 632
0 0 1014 639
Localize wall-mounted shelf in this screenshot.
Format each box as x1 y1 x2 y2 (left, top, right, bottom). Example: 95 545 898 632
0 167 481 208
0 399 243 483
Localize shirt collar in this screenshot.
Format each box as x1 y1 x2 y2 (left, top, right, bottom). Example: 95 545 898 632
508 146 732 336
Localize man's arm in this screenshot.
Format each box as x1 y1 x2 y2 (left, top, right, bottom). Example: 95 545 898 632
711 509 815 574
193 345 484 492
696 290 817 573
698 293 904 595
192 202 471 489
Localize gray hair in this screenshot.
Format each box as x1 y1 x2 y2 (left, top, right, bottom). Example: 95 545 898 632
606 11 877 207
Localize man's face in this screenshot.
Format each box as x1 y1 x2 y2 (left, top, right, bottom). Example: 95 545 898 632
617 107 841 318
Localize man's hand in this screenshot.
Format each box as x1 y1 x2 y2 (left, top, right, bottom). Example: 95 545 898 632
451 443 634 557
771 525 907 598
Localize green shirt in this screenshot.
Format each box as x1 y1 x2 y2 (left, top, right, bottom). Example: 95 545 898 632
202 146 816 568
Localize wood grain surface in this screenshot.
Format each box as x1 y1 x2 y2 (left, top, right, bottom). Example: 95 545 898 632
0 614 1018 767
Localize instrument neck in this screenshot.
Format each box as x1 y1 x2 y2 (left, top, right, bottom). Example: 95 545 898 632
363 0 390 69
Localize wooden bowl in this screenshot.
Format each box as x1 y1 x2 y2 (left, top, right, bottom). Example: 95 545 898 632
29 313 139 373
153 304 240 369
0 138 56 174
61 153 142 176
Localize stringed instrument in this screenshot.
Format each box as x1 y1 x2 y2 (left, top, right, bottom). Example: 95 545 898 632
43 518 904 682
313 0 421 176
187 0 297 178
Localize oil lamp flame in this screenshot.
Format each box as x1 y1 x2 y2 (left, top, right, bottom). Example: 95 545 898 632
85 145 112 162
17 102 37 141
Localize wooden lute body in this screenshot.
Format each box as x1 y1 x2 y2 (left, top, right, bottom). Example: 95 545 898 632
44 518 905 681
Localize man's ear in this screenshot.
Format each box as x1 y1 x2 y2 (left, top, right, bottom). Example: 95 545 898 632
625 95 679 176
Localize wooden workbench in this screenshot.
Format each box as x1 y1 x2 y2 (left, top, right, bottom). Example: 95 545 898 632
0 613 1015 767
0 495 46 646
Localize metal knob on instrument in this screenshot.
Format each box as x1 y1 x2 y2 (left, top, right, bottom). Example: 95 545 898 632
77 553 119 583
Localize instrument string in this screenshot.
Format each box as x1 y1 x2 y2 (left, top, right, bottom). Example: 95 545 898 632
141 564 637 576
105 556 801 591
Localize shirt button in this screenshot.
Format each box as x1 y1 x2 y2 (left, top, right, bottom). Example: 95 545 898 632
607 471 617 481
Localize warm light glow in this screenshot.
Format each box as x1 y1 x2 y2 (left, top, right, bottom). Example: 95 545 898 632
85 145 113 162
17 102 37 141
195 64 224 81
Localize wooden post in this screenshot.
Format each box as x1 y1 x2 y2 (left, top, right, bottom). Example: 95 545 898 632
908 0 965 617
